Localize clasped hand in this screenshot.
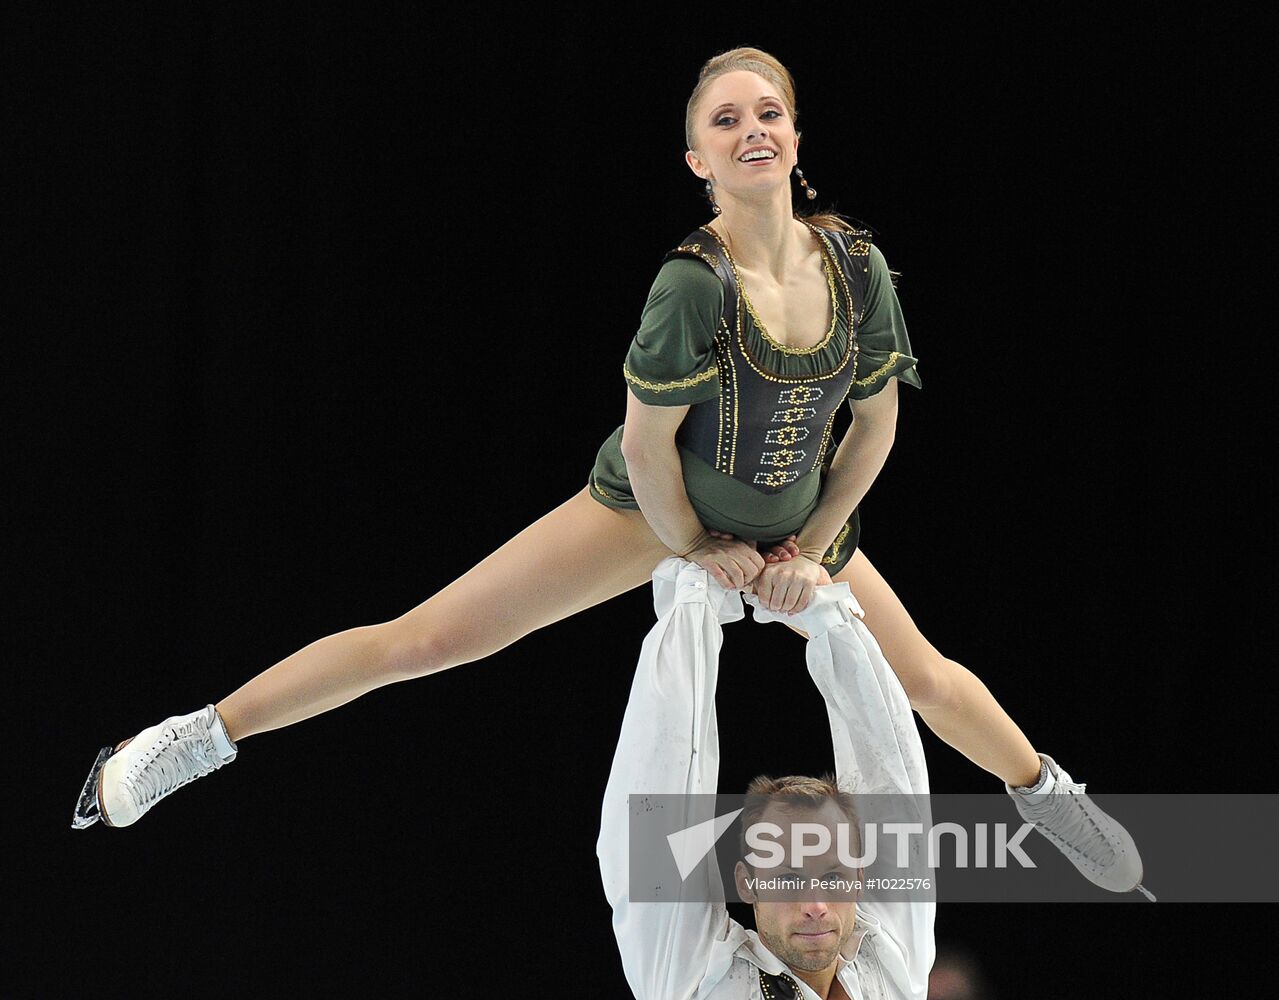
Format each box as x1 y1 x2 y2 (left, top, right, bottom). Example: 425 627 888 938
685 529 832 615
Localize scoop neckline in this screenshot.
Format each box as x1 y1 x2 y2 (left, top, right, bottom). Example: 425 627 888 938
698 221 841 356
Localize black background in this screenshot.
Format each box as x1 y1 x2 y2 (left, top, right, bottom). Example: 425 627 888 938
14 5 1273 997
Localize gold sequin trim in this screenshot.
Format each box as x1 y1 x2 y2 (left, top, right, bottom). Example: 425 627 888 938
812 408 838 472
779 385 823 404
590 477 624 503
702 221 839 356
765 425 809 446
698 222 858 385
760 448 805 468
623 362 719 393
851 351 905 389
848 237 871 256
739 239 839 356
754 469 800 487
772 406 817 423
822 520 853 566
711 333 728 471
724 320 740 474
672 242 721 270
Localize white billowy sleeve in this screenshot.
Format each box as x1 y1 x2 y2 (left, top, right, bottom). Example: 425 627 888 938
746 582 936 1000
596 556 746 1000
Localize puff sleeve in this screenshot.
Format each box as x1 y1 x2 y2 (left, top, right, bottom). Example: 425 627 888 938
848 243 923 401
622 257 723 407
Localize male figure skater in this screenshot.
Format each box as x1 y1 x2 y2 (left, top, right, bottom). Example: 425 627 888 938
598 556 934 999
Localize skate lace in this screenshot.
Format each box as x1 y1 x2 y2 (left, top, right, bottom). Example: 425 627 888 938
1026 774 1117 868
124 718 218 812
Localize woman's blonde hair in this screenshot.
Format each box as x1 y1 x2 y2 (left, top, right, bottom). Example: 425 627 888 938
685 46 858 234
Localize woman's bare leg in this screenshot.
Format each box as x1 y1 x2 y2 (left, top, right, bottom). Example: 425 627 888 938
829 547 1043 787
213 486 675 742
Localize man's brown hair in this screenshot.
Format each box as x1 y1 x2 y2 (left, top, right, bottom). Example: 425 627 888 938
738 772 862 871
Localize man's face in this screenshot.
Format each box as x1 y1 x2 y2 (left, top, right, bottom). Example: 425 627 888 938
734 800 861 973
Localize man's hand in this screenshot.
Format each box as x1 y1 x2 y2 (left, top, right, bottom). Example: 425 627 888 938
707 529 802 564
702 529 834 611
747 555 831 614
681 533 766 591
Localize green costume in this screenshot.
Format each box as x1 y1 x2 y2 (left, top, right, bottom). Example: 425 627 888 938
588 221 921 577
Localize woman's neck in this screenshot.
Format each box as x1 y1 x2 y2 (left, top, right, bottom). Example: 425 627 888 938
707 210 813 280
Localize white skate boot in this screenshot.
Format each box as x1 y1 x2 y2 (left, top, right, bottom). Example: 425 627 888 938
1007 752 1155 900
71 704 238 829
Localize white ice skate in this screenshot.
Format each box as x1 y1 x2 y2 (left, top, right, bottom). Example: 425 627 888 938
1007 752 1155 900
71 704 238 829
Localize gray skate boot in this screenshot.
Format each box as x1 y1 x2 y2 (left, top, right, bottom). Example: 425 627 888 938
1007 752 1156 900
71 704 238 829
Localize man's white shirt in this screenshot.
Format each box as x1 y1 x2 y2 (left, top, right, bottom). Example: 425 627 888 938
597 556 935 1000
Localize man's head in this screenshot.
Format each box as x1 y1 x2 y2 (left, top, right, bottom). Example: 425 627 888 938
733 774 864 975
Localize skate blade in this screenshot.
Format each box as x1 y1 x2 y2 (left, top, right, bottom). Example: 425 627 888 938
70 746 114 829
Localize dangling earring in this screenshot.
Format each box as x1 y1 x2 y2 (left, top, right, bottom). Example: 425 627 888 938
705 179 722 215
794 166 817 201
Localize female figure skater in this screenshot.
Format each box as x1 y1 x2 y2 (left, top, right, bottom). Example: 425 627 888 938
71 46 1148 899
